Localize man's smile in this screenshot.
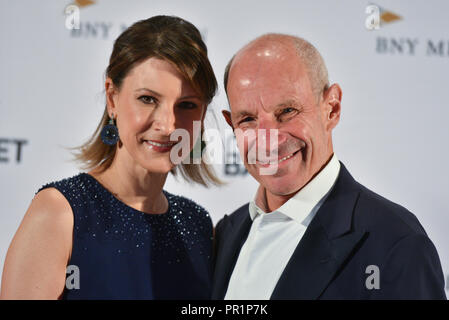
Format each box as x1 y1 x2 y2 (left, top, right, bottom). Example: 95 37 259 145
255 148 302 167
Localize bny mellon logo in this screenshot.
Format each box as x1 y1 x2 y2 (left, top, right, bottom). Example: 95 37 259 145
379 6 401 24
366 4 402 30
71 0 96 8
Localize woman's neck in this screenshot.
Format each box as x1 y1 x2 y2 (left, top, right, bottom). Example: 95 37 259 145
89 151 169 214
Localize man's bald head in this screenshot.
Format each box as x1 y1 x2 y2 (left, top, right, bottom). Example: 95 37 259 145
224 33 329 101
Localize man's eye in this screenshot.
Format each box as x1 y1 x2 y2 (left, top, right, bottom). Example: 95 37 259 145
138 95 157 104
281 107 295 114
278 107 298 121
178 101 198 109
240 117 254 124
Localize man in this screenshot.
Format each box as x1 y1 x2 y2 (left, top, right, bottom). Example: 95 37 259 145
212 33 446 299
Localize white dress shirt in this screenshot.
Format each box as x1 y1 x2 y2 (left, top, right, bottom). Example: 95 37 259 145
224 154 341 300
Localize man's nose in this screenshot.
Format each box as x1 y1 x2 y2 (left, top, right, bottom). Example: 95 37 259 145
257 116 287 148
153 103 176 135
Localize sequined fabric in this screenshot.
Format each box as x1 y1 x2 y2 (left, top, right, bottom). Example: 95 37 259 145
37 173 213 299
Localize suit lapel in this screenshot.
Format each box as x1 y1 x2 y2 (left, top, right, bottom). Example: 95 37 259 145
270 222 366 299
271 162 367 299
212 208 252 299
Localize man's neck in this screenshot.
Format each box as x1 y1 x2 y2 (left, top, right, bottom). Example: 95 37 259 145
257 153 335 213
265 191 297 213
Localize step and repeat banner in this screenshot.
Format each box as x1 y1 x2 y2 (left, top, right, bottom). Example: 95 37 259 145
1 0 448 293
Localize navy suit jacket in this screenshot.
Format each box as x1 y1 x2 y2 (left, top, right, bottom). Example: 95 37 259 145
212 162 447 299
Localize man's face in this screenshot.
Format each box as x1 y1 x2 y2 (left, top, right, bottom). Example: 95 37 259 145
225 43 339 197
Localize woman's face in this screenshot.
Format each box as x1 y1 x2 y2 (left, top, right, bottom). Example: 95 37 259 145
107 57 205 173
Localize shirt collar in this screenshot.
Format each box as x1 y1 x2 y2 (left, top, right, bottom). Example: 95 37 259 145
249 154 341 226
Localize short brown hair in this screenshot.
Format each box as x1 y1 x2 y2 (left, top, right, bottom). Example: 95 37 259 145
73 15 220 186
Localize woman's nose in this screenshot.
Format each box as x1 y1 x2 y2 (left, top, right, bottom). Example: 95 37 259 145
153 104 176 135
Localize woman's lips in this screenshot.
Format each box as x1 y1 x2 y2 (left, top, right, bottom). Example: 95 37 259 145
144 140 177 153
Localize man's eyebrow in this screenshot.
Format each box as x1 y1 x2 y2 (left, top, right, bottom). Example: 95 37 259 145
234 111 255 119
275 99 301 108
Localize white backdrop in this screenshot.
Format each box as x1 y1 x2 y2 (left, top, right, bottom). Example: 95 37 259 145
0 0 448 294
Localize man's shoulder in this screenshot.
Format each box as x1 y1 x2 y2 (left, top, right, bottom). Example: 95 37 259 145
332 162 427 239
229 202 251 217
215 203 250 230
347 182 446 299
352 181 427 240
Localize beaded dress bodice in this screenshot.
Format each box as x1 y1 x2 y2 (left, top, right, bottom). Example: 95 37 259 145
38 173 213 299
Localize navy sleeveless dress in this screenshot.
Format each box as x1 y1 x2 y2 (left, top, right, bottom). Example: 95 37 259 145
37 173 213 299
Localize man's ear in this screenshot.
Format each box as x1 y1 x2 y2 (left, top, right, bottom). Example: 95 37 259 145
321 83 342 131
222 110 234 129
105 78 119 116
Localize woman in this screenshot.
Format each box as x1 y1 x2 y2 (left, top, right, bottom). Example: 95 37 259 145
0 15 219 299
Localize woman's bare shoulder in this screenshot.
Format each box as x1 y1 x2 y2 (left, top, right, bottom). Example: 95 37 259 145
31 187 74 219
0 187 74 299
20 187 75 252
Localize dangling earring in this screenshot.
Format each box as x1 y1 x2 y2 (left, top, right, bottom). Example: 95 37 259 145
101 113 120 146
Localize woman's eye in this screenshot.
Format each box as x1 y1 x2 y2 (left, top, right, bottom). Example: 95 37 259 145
178 101 198 109
138 95 157 104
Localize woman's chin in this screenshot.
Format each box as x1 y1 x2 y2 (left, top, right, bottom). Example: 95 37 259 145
141 160 174 175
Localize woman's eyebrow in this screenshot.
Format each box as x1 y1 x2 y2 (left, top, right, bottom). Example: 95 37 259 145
135 88 200 101
135 88 162 97
180 94 201 100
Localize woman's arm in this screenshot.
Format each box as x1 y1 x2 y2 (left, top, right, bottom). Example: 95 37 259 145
0 188 73 299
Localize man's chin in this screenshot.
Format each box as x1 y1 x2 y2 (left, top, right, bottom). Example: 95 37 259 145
259 177 303 197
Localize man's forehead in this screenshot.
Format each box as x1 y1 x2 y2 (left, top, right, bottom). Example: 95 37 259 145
229 62 304 95
229 47 306 89
227 72 310 116
229 91 304 116
227 37 313 116
228 64 306 102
